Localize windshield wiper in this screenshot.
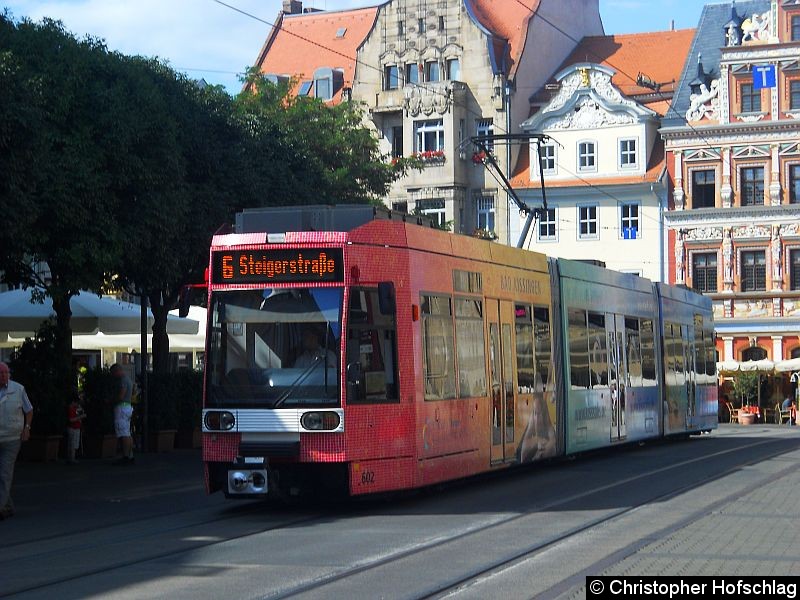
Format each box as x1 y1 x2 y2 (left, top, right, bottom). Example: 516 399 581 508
273 357 321 408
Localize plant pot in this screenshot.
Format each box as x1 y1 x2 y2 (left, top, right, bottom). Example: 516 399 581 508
738 413 756 425
82 433 119 458
148 429 177 452
19 434 62 462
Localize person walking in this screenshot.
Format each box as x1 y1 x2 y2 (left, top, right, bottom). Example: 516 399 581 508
0 361 33 520
110 364 134 465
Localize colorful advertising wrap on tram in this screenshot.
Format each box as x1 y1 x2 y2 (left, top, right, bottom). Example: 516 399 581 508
201 207 716 501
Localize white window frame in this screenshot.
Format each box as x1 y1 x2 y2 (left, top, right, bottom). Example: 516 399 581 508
314 76 332 100
415 198 446 228
537 207 558 242
619 202 640 239
533 143 557 176
414 119 445 152
578 140 597 173
577 204 599 240
476 119 494 152
619 138 638 169
476 195 495 233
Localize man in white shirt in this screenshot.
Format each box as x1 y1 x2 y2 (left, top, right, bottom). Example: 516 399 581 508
0 362 33 520
293 328 336 369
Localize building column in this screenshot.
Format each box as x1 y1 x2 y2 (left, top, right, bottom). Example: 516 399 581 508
772 336 783 361
722 227 734 290
769 144 781 205
721 148 732 208
771 224 783 291
673 151 684 210
723 336 734 361
674 229 685 284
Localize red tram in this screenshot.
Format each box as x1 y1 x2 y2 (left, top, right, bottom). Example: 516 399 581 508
202 206 716 499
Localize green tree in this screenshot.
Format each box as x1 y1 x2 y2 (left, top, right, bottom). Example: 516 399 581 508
0 15 125 375
235 71 418 205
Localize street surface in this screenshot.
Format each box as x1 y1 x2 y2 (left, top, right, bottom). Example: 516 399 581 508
1 424 799 599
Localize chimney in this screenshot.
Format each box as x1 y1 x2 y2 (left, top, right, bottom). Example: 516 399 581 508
282 0 303 14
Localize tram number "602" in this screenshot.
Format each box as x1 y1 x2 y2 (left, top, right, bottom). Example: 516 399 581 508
360 470 375 485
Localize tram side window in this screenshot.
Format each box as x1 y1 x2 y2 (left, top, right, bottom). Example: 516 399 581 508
534 306 553 392
587 312 607 388
455 297 487 397
568 309 590 389
422 294 457 400
675 325 687 387
515 304 535 393
625 317 642 388
640 319 656 385
346 287 399 404
693 315 704 380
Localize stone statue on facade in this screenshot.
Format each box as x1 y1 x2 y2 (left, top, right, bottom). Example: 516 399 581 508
723 228 733 282
686 79 719 122
726 23 740 47
741 12 770 42
675 231 685 284
771 226 782 282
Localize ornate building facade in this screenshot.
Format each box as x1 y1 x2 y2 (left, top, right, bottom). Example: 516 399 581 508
661 0 800 364
510 30 694 280
253 0 603 245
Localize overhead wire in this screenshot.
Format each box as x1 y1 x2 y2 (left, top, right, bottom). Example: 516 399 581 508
211 0 725 251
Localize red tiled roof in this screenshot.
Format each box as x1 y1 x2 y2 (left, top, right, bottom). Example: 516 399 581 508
468 0 540 78
510 138 666 190
252 6 379 102
555 29 695 114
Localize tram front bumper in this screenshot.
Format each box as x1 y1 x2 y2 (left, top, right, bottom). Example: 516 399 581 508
227 467 268 496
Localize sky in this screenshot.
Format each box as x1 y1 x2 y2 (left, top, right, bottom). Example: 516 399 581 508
1 0 710 95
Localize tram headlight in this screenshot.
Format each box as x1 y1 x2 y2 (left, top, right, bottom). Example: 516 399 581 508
301 411 341 431
204 410 235 431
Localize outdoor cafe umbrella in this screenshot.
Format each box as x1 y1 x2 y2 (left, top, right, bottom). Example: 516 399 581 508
0 289 198 337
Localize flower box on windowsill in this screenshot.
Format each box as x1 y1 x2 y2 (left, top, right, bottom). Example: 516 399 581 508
414 150 446 166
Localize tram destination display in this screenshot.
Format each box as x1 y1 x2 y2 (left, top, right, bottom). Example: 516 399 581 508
212 248 344 284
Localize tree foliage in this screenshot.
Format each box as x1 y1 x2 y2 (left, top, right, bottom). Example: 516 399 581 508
0 15 413 376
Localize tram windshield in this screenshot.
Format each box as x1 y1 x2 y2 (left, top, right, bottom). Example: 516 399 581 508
207 288 342 408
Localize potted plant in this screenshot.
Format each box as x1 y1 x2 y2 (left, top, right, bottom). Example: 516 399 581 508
731 371 759 425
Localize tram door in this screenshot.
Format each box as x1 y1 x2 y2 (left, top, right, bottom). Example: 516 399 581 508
489 300 516 464
607 314 628 441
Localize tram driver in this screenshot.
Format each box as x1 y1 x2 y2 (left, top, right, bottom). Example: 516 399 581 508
293 326 336 369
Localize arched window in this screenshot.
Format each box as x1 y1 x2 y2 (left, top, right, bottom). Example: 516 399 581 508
742 346 767 361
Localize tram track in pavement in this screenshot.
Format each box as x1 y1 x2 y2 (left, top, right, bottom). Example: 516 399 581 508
3 433 797 598
257 435 799 600
0 504 327 598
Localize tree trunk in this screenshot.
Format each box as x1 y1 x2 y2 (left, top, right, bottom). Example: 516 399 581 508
149 293 171 374
50 291 76 391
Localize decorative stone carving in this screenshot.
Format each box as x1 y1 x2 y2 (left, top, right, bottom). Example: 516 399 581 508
590 70 635 108
741 11 770 42
675 230 685 284
726 23 740 47
732 224 771 238
686 79 720 122
723 228 733 284
673 187 685 211
737 113 766 123
685 227 723 240
783 222 800 236
404 82 450 116
736 299 770 317
543 72 581 114
771 225 782 283
545 96 634 130
785 300 800 317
